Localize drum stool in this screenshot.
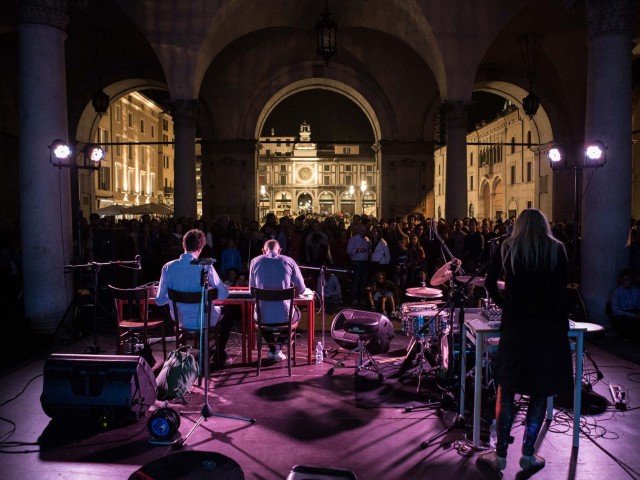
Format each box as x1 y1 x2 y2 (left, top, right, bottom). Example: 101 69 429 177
327 309 387 380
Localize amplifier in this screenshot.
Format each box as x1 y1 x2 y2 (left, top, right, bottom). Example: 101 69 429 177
40 354 157 423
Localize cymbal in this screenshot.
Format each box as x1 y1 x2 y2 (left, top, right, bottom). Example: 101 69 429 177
406 286 443 298
456 275 486 286
430 258 462 286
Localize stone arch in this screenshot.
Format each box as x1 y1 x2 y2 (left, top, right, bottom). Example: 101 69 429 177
254 78 383 142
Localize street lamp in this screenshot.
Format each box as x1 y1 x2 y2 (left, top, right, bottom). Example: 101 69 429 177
360 180 367 214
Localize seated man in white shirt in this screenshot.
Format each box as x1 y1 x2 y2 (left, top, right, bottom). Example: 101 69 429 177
156 229 231 364
249 239 306 362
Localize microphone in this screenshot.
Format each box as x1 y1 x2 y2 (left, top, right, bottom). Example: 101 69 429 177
190 258 216 266
135 255 142 270
489 233 510 243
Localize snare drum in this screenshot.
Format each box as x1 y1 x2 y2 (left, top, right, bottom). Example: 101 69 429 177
402 302 438 314
402 311 449 338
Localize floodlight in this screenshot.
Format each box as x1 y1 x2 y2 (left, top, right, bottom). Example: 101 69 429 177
584 140 606 167
49 139 73 166
84 144 106 164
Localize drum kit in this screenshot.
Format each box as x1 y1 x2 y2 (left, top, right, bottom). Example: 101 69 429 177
397 259 502 392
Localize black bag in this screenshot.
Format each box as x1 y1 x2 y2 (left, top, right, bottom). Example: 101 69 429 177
156 346 199 401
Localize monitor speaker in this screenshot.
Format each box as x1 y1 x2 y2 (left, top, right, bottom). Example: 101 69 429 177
40 353 157 423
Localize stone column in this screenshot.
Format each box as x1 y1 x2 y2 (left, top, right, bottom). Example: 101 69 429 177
443 101 470 220
580 0 636 325
19 0 72 334
171 99 199 219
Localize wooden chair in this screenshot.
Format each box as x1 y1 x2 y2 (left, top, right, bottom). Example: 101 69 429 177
167 288 221 364
109 285 167 359
251 287 297 376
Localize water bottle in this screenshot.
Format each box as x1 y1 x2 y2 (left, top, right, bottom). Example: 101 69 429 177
315 342 324 364
489 419 497 449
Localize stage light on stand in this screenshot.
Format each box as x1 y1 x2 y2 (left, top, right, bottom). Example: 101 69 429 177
547 146 564 170
49 139 73 167
84 144 106 165
584 140 606 168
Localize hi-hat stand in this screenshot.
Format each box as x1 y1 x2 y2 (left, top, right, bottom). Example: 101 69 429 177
177 263 255 449
54 257 140 353
299 264 349 361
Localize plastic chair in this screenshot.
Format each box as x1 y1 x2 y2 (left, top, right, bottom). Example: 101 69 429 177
109 285 167 359
251 287 297 376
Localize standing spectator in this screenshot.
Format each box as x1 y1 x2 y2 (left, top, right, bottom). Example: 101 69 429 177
369 227 391 276
463 219 485 273
220 238 243 279
346 223 371 306
450 218 467 260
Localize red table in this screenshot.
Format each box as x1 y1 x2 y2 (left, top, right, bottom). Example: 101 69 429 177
217 287 316 365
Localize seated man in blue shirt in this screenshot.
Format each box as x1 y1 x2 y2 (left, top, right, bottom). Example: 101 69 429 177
609 268 640 341
156 229 233 365
249 239 306 362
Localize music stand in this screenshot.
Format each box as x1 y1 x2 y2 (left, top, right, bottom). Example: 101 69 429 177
177 262 255 449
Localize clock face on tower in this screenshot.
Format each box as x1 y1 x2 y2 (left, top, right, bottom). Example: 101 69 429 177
297 166 313 182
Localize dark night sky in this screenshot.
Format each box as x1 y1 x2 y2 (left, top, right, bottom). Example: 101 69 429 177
143 88 506 140
261 89 375 142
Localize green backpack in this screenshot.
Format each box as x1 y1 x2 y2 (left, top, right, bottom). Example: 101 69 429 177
156 346 199 401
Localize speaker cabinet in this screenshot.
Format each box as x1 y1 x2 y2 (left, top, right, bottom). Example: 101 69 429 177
40 354 157 423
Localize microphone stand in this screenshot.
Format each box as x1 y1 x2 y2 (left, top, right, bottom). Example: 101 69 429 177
413 225 473 448
177 265 255 449
55 257 139 353
299 264 349 360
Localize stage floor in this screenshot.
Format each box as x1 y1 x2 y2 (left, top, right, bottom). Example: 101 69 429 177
1 325 640 480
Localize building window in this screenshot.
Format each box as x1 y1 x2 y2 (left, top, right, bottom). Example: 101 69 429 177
470 152 473 166
140 119 145 134
526 162 532 182
470 175 474 191
128 144 134 159
98 128 109 152
280 174 287 185
510 165 516 184
128 113 133 128
115 104 121 123
280 164 287 172
163 155 169 169
99 167 110 191
151 125 155 138
438 183 441 195
366 165 373 172
527 201 532 209
324 175 330 185
345 174 352 185
438 164 441 175
345 165 352 172
323 164 331 172
162 118 169 131
344 147 350 154
511 137 516 154
366 175 373 186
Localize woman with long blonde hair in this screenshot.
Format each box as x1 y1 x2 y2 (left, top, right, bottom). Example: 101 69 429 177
479 209 572 473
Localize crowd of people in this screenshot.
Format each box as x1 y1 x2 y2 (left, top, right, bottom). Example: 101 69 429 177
75 210 585 317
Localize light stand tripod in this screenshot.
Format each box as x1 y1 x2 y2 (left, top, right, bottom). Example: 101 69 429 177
177 263 255 449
